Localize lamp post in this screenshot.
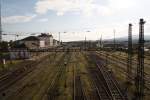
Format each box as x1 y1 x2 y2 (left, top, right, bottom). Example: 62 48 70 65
59 32 60 44
85 36 86 50
113 29 116 51
85 30 91 50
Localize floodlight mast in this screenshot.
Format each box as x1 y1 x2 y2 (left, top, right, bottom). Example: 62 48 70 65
135 18 145 100
127 23 133 83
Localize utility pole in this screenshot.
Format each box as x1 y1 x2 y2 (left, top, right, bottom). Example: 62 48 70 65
0 0 2 42
100 34 103 48
85 36 86 50
126 24 133 87
135 18 145 100
113 29 116 51
59 32 60 43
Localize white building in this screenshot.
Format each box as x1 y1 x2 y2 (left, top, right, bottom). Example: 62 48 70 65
39 40 45 48
17 33 59 49
38 33 53 48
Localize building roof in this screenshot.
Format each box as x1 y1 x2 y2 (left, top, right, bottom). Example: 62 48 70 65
14 43 27 48
22 36 40 41
38 33 53 38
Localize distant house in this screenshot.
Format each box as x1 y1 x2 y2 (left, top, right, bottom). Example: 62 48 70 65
16 33 60 49
38 33 53 48
19 36 45 49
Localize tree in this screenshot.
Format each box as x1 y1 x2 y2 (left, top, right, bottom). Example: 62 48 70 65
0 41 8 50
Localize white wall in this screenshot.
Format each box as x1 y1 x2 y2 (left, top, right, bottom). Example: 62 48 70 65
49 37 53 46
39 40 45 48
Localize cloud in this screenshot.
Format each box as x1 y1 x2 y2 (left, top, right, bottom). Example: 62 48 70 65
38 18 48 22
35 0 112 16
109 0 133 9
2 15 37 24
35 0 135 16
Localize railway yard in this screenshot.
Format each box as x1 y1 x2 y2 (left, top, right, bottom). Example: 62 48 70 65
0 49 149 100
1 0 150 99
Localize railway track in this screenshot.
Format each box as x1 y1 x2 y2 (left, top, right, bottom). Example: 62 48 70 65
0 54 58 98
97 51 150 76
96 51 150 90
73 52 87 100
89 67 112 100
74 75 86 100
47 52 71 100
88 53 127 100
0 54 50 93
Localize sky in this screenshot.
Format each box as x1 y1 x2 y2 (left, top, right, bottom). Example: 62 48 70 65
1 0 150 42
